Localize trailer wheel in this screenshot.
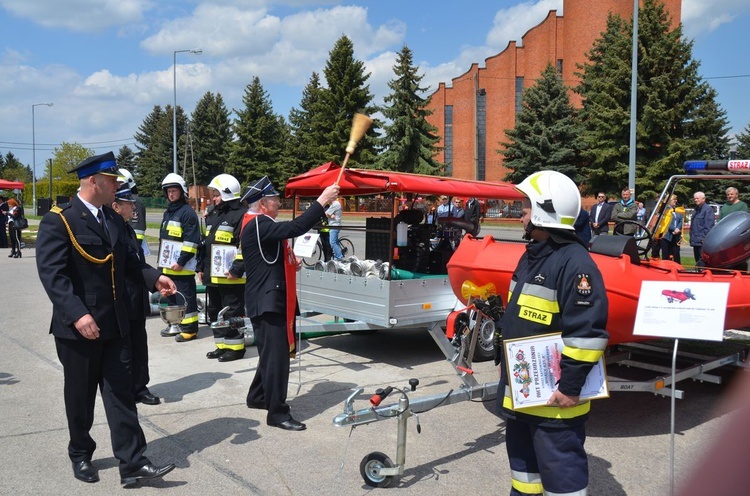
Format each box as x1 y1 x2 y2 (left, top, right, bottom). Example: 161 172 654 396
472 317 496 362
360 451 395 488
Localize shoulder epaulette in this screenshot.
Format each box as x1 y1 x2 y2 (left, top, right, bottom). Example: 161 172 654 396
51 205 64 214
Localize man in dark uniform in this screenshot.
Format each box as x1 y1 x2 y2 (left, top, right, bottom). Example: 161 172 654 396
498 170 609 496
239 176 339 431
35 152 177 487
118 168 148 251
199 173 247 362
111 182 160 405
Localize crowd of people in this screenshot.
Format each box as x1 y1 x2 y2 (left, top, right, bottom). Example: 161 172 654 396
580 185 748 265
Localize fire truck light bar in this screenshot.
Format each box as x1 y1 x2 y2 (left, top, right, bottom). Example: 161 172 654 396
684 160 750 172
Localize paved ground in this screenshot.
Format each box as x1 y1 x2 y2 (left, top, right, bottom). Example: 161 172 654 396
1 232 746 495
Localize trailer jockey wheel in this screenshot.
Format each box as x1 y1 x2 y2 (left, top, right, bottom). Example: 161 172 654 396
613 220 653 258
360 452 395 488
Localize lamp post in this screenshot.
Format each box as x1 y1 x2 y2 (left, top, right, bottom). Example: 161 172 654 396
32 102 53 215
173 48 202 174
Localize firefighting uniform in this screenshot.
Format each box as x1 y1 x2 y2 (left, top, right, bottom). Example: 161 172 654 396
498 237 608 496
159 198 201 336
198 198 246 352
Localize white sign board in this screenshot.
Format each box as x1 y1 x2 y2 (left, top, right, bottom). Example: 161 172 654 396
633 281 729 341
294 232 319 258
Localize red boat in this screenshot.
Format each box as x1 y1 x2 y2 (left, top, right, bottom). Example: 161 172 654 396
447 235 750 345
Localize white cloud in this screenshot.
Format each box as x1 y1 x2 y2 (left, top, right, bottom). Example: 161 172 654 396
0 0 153 32
486 0 563 49
681 0 750 38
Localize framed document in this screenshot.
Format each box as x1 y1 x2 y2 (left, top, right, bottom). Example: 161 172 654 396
157 239 197 272
504 332 608 410
294 232 320 258
210 245 238 277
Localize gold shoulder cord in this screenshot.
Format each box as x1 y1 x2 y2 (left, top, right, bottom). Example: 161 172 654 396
51 206 116 300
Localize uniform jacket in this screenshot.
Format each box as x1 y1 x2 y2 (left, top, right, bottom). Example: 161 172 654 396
589 202 613 234
689 203 715 247
129 194 147 242
36 195 161 340
500 238 609 426
463 199 481 229
197 199 245 286
663 206 683 243
159 199 201 276
241 202 325 319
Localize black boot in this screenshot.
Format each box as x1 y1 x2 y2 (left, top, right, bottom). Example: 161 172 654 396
8 251 15 257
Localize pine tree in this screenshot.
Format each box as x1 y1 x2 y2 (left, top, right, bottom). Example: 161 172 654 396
500 64 583 184
379 45 443 175
117 145 136 172
576 0 730 199
133 105 188 197
2 152 31 182
229 77 288 187
734 124 750 159
314 36 379 167
288 72 326 175
191 92 232 185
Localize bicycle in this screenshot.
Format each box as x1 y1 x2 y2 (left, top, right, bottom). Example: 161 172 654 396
302 236 355 267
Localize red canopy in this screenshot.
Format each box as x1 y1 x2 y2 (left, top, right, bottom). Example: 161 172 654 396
0 179 24 190
285 162 524 200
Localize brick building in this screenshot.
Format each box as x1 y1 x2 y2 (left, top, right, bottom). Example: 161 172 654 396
425 0 681 183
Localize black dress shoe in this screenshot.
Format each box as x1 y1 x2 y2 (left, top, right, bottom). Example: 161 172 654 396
136 392 161 405
120 462 176 487
269 418 307 431
72 460 99 483
218 349 245 362
206 348 226 359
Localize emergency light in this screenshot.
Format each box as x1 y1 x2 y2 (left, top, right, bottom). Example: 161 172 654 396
684 160 750 173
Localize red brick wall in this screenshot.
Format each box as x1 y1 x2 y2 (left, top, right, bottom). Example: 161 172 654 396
426 0 682 183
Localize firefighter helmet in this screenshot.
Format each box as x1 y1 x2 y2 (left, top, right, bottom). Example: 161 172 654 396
207 174 241 202
161 173 188 197
516 170 581 231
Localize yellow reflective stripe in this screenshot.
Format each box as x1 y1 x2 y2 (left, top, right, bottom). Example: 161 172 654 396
181 245 198 254
163 268 195 276
562 346 604 363
518 306 553 325
215 231 233 243
511 478 544 494
560 215 576 226
234 253 243 261
166 222 183 237
211 276 245 284
517 293 559 313
223 340 245 350
182 313 199 324
503 394 590 419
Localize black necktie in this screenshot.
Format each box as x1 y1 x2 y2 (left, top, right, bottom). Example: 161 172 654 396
97 209 110 241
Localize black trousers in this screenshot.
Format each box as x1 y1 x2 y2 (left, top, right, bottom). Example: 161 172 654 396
0 221 7 247
55 336 149 474
129 318 151 397
207 284 246 350
8 224 21 253
247 312 292 424
167 274 198 333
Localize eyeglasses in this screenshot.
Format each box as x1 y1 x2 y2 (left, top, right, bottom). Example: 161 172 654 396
597 195 605 199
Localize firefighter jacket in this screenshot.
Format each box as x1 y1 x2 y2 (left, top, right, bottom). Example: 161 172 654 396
499 237 609 426
197 199 245 286
159 198 201 276
129 194 147 242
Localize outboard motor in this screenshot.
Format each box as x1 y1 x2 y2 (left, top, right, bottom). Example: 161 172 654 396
702 211 750 268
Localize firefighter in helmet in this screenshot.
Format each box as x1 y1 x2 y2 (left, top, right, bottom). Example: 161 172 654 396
498 170 609 496
158 173 201 341
198 174 247 362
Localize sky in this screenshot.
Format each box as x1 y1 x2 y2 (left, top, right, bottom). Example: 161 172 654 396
1 0 749 178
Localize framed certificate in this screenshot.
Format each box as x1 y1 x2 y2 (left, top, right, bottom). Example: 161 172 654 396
210 245 238 277
157 239 197 271
504 332 608 410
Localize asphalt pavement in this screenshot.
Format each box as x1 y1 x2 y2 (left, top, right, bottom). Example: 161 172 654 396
0 226 744 495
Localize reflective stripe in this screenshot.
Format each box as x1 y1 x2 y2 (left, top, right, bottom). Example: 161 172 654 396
182 312 199 325
163 268 195 276
215 231 233 243
517 288 559 313
563 337 608 351
511 477 543 494
211 276 245 285
223 337 245 351
166 221 183 237
503 388 590 419
511 469 542 484
181 241 199 253
213 337 226 345
509 280 517 293
134 229 145 240
562 346 604 363
521 282 558 302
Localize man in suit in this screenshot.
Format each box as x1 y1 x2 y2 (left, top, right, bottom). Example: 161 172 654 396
237 176 339 431
589 192 612 235
35 152 177 487
463 198 481 235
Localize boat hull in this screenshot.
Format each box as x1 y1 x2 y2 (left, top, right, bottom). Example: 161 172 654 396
447 236 750 345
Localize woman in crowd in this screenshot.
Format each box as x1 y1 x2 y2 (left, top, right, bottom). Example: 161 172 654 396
7 198 24 258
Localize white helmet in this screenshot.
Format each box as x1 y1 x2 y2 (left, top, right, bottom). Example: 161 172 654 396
161 172 188 197
118 168 136 190
207 174 241 202
516 170 580 231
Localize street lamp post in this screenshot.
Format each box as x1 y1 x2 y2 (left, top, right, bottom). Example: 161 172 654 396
32 102 53 215
173 48 202 174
